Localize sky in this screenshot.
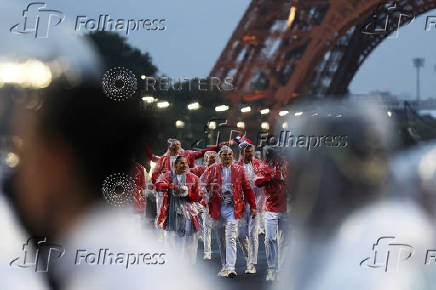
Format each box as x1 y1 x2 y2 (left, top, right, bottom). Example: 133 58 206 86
5 0 436 100
350 10 436 100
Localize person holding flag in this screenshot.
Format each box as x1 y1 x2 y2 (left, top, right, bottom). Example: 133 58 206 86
155 155 202 264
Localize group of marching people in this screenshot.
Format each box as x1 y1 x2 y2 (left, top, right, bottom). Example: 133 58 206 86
134 137 290 281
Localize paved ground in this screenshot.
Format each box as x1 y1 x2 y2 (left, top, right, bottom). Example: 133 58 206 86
196 233 274 290
145 196 275 290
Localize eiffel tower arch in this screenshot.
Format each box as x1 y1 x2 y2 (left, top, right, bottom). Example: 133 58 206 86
211 0 436 109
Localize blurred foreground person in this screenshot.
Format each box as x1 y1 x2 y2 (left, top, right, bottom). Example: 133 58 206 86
0 8 219 289
8 84 217 290
202 146 257 278
0 170 46 290
274 101 435 290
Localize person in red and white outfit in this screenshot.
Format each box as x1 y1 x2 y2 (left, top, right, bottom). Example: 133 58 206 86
151 139 222 239
155 156 202 264
152 139 221 184
133 162 147 215
190 151 217 260
202 146 257 278
235 142 267 274
255 146 290 281
189 151 216 177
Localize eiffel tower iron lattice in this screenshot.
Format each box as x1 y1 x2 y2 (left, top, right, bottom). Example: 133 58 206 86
210 0 436 111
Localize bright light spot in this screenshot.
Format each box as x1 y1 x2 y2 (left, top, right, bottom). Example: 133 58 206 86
5 152 19 168
141 75 146 80
188 102 200 110
157 101 170 108
336 114 343 118
287 6 296 28
241 106 251 113
261 122 269 130
0 59 52 88
260 108 270 115
215 105 229 112
279 111 289 117
142 95 155 103
237 122 245 129
282 122 288 129
294 111 303 117
387 111 392 117
208 121 217 130
175 120 185 128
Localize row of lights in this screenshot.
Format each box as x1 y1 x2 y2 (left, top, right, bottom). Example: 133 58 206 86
143 97 307 118
142 96 201 111
173 111 394 130
173 120 275 130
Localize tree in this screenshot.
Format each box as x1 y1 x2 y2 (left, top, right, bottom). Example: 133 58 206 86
87 31 157 77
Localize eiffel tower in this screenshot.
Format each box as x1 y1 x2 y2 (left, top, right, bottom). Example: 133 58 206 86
210 0 435 110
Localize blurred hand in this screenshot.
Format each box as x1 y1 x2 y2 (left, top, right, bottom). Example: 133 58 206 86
219 141 229 148
250 208 257 218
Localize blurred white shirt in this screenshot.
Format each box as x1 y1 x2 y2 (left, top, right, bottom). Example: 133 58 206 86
275 200 436 290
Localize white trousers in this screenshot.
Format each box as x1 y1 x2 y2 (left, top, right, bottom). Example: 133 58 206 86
238 204 259 266
264 211 289 270
202 211 214 255
215 204 238 271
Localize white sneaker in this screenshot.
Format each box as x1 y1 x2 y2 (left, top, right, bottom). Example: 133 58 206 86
217 268 228 277
203 253 212 260
226 270 237 278
266 268 275 281
245 264 256 274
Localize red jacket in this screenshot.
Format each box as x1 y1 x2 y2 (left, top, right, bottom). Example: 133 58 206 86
151 145 219 183
155 172 202 231
255 163 289 213
234 158 267 181
202 163 256 220
133 163 146 214
189 165 206 177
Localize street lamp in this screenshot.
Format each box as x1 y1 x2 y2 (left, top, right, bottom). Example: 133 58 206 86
413 58 424 105
157 101 170 108
215 105 229 112
187 102 200 110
